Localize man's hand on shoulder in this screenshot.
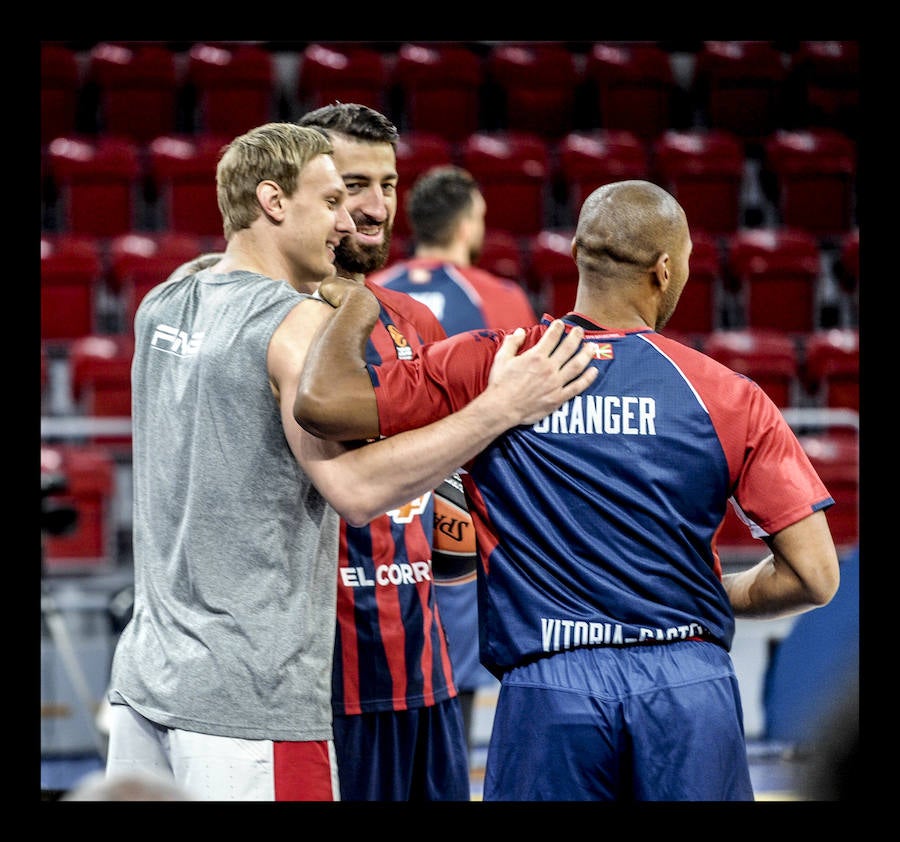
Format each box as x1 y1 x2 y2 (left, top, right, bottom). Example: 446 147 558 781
166 253 224 284
317 274 367 308
484 321 599 427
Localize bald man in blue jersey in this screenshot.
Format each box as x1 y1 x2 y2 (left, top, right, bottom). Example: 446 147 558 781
294 180 841 801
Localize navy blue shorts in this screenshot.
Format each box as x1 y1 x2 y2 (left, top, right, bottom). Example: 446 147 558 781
484 640 754 801
333 695 470 801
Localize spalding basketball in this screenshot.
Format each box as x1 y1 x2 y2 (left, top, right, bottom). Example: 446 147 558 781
432 473 477 584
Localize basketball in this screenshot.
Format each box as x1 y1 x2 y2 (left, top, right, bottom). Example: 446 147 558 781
432 473 477 583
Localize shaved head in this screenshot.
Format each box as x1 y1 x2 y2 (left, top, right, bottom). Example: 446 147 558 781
574 180 688 279
572 180 692 329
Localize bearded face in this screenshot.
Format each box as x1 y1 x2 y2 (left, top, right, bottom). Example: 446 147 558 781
334 218 393 275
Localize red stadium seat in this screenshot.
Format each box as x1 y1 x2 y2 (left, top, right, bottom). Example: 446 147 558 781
46 135 142 237
662 230 723 334
788 41 860 137
69 334 135 419
556 130 650 223
477 229 524 283
187 43 276 136
835 228 859 295
692 41 788 144
486 43 580 137
392 44 484 142
148 133 228 236
394 132 455 239
703 328 801 409
583 43 676 140
833 228 859 325
652 130 745 235
41 43 80 145
763 129 857 237
802 329 859 412
526 229 577 317
88 42 180 142
297 43 389 114
108 232 207 331
41 443 116 572
725 228 822 333
796 428 859 549
461 131 550 236
41 234 104 342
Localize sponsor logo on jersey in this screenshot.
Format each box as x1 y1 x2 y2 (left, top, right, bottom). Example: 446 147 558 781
386 324 413 360
386 492 431 524
150 324 204 357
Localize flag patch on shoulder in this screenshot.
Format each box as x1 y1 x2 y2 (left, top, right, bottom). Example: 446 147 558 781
592 342 614 360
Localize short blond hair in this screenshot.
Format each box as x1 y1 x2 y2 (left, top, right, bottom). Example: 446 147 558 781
216 123 334 240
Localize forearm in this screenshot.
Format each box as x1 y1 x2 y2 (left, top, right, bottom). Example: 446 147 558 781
722 512 840 619
305 390 521 526
294 284 382 440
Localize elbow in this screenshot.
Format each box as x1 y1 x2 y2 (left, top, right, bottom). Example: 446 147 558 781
328 496 378 528
294 377 381 441
808 563 841 608
293 384 345 441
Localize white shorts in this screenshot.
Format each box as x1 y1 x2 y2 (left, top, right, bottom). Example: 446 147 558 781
105 702 340 801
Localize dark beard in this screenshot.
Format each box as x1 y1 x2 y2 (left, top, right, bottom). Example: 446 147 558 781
334 234 392 276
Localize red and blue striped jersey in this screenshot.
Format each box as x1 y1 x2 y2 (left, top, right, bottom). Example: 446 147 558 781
332 281 456 714
371 258 537 691
369 313 835 677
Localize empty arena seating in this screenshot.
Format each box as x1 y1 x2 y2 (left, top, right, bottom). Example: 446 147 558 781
392 43 484 141
108 232 207 330
583 43 677 140
187 43 276 136
87 42 180 143
788 41 860 138
68 334 135 420
41 443 117 572
703 328 801 409
692 41 788 145
796 428 859 549
662 230 723 334
526 229 577 317
297 43 389 114
763 128 857 237
41 234 104 342
725 227 823 333
486 43 580 137
652 129 746 235
556 130 650 223
46 135 142 237
477 229 524 282
394 132 456 239
41 43 80 145
461 131 550 236
803 328 859 412
147 133 228 236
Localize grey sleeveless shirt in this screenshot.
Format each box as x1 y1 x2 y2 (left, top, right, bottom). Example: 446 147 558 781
108 269 339 741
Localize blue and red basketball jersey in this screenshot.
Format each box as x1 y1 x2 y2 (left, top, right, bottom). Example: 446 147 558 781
369 313 835 677
331 281 457 714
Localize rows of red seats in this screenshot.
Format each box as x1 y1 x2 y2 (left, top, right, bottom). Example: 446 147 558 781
41 126 858 241
41 41 860 145
41 225 860 346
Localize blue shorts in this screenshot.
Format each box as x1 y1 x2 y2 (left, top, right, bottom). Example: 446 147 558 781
484 640 754 801
333 695 470 801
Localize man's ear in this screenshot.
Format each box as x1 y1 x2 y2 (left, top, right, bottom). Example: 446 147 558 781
653 252 671 292
256 180 285 222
